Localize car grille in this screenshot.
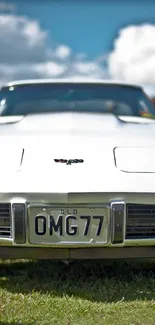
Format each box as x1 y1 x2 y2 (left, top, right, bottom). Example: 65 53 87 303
0 203 11 238
126 204 155 239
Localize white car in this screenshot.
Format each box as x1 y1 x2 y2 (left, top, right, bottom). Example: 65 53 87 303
0 78 155 261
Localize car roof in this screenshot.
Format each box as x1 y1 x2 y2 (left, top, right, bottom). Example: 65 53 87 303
3 78 142 90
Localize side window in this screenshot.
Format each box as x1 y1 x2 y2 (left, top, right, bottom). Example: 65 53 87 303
113 102 134 116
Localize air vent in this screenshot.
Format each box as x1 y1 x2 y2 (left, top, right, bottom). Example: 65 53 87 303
0 203 11 238
126 204 155 239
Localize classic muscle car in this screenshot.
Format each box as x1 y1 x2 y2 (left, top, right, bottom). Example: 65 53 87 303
0 78 155 260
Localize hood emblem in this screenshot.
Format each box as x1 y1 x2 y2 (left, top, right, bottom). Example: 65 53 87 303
54 159 84 165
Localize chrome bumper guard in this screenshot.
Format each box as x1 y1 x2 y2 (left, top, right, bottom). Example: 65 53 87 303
0 200 127 247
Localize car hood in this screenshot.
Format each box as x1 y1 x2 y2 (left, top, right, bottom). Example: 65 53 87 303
1 112 155 194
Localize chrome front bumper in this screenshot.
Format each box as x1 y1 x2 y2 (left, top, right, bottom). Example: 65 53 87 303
0 192 155 260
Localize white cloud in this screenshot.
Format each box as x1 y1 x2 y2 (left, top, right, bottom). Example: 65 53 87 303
54 45 71 59
141 84 155 97
108 24 155 86
74 62 103 76
0 15 47 64
0 13 105 85
35 62 67 76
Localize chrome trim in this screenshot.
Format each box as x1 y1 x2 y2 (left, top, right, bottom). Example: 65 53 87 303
27 203 110 209
1 194 155 248
27 203 111 247
110 201 125 244
0 238 13 245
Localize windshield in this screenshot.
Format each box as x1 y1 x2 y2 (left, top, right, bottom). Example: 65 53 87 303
0 82 154 118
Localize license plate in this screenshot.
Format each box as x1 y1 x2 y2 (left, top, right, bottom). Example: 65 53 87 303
28 205 109 245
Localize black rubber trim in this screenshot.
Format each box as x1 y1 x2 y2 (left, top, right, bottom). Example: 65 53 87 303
111 203 124 244
13 203 26 244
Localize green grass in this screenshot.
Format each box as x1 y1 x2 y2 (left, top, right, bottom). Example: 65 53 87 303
1 259 155 325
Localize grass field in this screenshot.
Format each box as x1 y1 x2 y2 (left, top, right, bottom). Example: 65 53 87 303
1 259 155 325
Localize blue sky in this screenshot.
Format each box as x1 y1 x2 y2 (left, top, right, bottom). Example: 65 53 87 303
0 0 155 95
14 0 155 58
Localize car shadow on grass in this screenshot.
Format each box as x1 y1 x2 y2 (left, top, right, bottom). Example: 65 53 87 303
0 259 155 303
0 323 33 325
